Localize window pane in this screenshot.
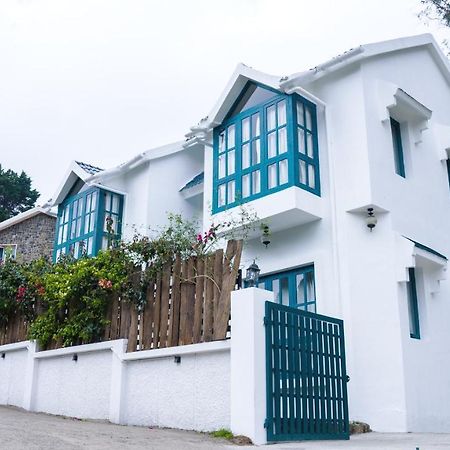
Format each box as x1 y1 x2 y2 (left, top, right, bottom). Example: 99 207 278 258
305 106 312 130
268 163 277 189
278 127 287 154
267 105 276 130
306 132 314 158
91 192 97 210
242 174 251 198
307 303 316 313
219 131 226 152
299 160 307 185
308 164 316 189
277 100 286 126
297 128 305 154
280 277 289 306
242 117 250 142
273 279 280 304
268 132 277 158
252 170 261 194
252 139 260 164
227 150 235 175
252 113 260 137
105 193 111 211
112 195 120 214
305 271 315 301
242 144 250 169
296 273 305 305
227 124 235 148
227 180 235 204
218 184 226 207
87 237 93 255
279 159 288 185
296 102 304 127
89 213 95 232
218 154 226 178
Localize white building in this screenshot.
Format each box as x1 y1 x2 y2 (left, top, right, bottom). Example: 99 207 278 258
49 33 450 433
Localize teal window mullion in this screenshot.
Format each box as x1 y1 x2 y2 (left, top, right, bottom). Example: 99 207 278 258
287 96 297 188
94 189 105 255
261 105 269 194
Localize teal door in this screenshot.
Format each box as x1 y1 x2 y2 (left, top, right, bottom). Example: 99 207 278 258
264 301 349 442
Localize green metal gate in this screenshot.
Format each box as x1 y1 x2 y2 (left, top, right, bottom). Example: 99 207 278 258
265 301 349 442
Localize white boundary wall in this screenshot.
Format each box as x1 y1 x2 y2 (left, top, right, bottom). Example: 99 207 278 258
0 288 273 444
0 339 231 432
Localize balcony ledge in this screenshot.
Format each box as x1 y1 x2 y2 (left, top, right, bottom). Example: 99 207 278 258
211 186 323 235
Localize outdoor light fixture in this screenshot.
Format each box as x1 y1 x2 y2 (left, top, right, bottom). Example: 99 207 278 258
72 353 78 362
174 356 181 364
245 260 260 287
260 224 271 248
1 353 5 359
366 208 377 232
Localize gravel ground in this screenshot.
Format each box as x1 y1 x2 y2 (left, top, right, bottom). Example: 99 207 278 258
2 405 450 450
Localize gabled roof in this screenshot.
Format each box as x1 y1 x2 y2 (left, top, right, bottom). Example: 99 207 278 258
280 33 450 89
75 161 103 176
52 160 100 206
51 141 186 206
0 206 56 233
187 33 450 143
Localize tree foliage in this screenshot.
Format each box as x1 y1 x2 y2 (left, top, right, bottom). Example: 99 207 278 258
420 0 450 27
0 164 39 222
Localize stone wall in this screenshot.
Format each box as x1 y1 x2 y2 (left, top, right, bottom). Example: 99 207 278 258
0 213 56 262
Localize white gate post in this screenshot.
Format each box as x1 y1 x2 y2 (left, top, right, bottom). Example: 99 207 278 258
109 339 127 424
230 287 274 445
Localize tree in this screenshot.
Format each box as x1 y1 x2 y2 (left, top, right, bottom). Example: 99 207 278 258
420 1 450 27
0 165 39 222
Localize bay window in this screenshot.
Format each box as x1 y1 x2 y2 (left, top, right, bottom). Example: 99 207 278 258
54 187 123 261
213 82 320 213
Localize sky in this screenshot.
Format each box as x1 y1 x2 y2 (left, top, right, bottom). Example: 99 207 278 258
0 0 449 204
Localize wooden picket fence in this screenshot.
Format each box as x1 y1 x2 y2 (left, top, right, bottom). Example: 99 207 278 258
0 240 243 352
104 239 243 352
0 314 29 346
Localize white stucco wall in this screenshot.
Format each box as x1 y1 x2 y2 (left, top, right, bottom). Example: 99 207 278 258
123 350 230 431
0 347 28 408
34 350 112 420
0 340 230 433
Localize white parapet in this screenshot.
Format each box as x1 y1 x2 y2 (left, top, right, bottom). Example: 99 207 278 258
230 287 275 446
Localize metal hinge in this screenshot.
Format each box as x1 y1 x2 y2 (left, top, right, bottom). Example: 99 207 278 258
264 418 270 428
263 317 269 326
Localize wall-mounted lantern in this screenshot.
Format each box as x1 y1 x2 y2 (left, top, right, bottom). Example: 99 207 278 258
72 353 78 362
245 260 260 287
260 223 271 248
366 208 377 232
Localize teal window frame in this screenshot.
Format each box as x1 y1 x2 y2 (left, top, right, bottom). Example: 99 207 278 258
212 82 320 213
390 117 406 178
257 265 316 312
53 187 124 261
407 267 421 339
446 158 450 191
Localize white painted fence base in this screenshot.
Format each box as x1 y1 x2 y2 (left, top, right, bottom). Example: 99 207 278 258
0 338 231 432
0 288 274 444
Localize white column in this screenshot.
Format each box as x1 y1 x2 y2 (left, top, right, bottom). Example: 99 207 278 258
22 340 38 411
109 339 127 424
230 287 274 446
